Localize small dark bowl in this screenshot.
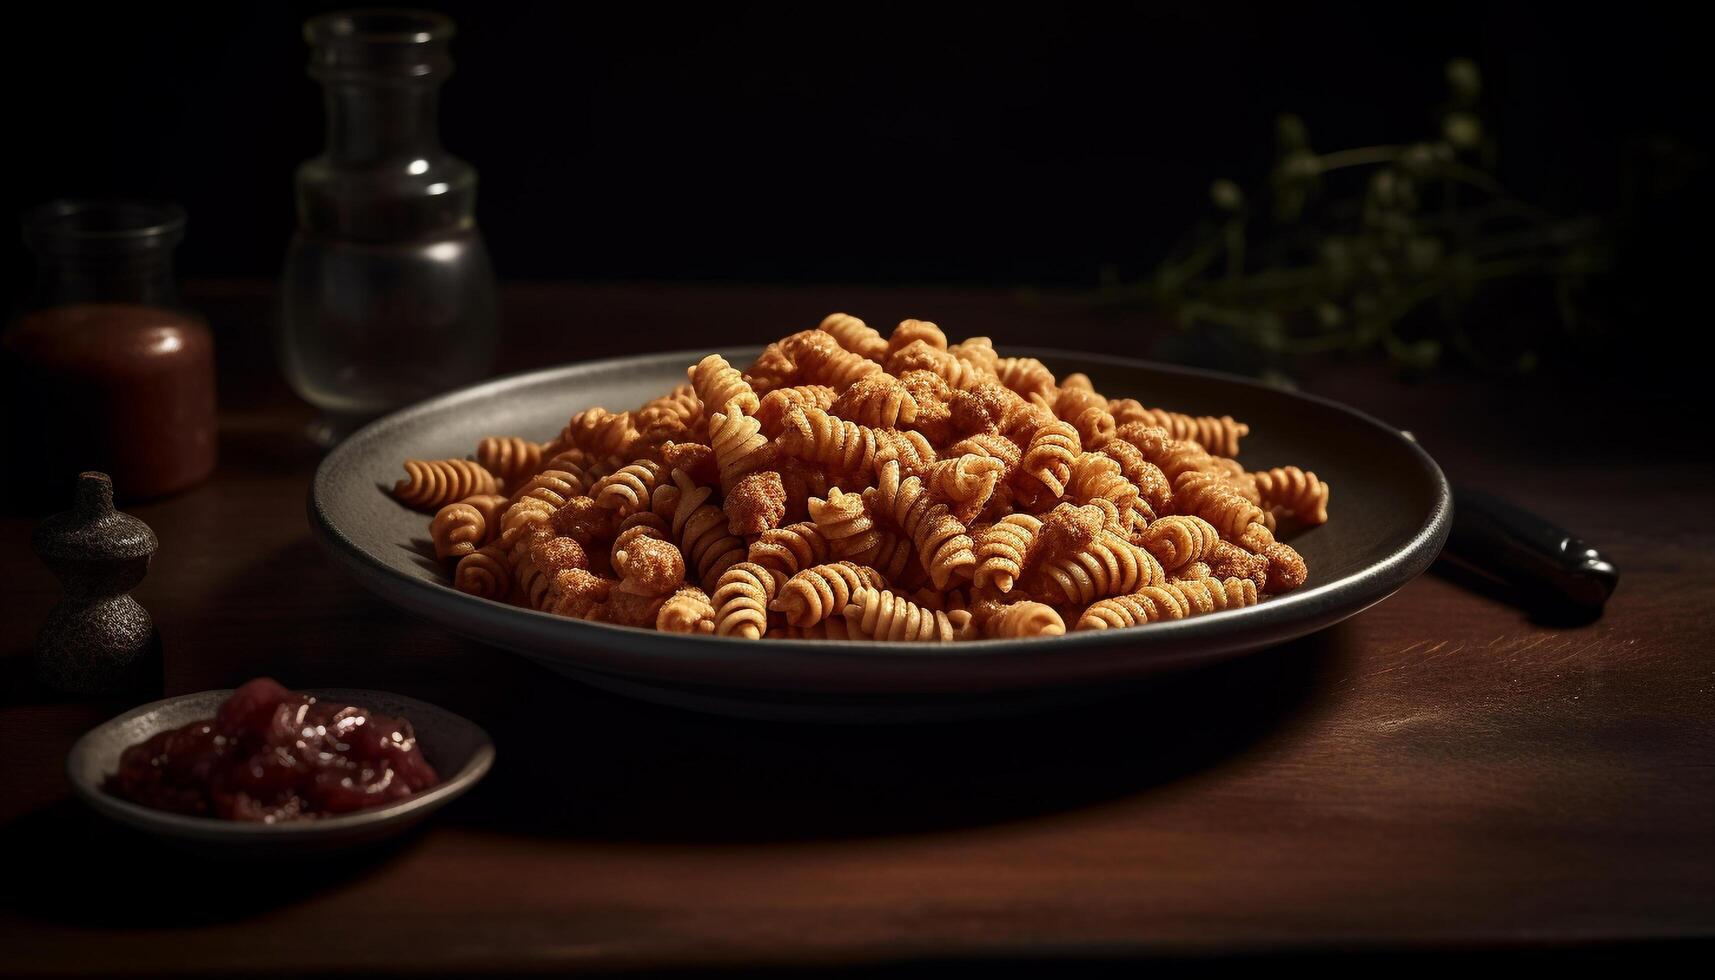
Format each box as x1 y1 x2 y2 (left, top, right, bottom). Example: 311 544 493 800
66 688 494 856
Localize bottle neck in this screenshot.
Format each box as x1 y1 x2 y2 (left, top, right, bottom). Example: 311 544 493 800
322 80 444 165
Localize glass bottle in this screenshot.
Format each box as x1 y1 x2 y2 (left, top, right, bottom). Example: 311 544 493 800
3 201 217 502
281 9 497 444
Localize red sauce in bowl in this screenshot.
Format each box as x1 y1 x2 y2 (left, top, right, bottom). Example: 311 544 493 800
104 678 441 822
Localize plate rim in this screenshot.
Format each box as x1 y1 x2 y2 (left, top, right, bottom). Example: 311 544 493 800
66 687 496 837
308 346 1452 663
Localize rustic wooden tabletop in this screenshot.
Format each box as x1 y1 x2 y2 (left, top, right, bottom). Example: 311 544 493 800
2 282 1710 975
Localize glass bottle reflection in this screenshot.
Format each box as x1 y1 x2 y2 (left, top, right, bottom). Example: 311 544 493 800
281 9 496 444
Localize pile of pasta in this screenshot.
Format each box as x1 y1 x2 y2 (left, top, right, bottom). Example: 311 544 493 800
392 314 1329 640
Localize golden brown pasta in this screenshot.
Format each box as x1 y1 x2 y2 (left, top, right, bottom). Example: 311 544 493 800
771 561 887 627
1017 419 1080 500
711 561 777 639
431 497 492 560
655 586 716 633
453 543 510 599
708 405 774 491
394 459 500 512
755 384 838 437
819 312 888 362
1251 465 1331 525
664 468 745 588
559 407 636 458
782 330 882 390
1028 529 1165 606
591 459 666 516
829 374 919 429
689 353 760 417
984 600 1067 638
1108 401 1250 457
864 460 976 589
1075 575 1260 630
399 311 1327 639
1135 515 1222 573
973 513 1042 593
843 587 970 642
475 436 544 489
778 405 936 478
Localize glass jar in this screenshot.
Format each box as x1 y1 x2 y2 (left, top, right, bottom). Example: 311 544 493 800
280 9 497 444
3 201 217 502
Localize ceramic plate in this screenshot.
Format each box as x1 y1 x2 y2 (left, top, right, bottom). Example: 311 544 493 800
309 348 1451 721
67 688 494 854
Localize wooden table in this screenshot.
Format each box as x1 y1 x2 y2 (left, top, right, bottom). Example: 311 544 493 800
3 283 1710 974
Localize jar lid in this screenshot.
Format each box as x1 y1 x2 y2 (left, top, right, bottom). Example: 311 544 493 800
22 201 186 258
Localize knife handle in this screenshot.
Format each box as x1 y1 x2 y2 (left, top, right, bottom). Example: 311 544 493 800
1444 488 1618 612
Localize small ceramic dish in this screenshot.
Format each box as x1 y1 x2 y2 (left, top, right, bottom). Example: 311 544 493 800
66 688 494 856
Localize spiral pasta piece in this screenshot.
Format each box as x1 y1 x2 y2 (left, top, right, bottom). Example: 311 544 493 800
1260 539 1309 593
843 587 970 642
973 513 1042 593
755 384 838 436
779 406 936 478
1065 452 1143 532
984 600 1067 638
636 383 703 429
747 521 830 578
887 318 948 354
819 312 888 362
430 496 503 560
474 437 544 490
1029 529 1165 606
1108 402 1249 458
925 453 1006 524
865 460 977 588
689 353 760 416
547 568 613 619
782 330 882 390
1250 466 1330 525
947 433 1022 478
1054 387 1117 448
453 544 510 599
771 561 888 627
1075 575 1259 630
560 407 637 458
1135 515 1222 572
394 459 501 512
1018 419 1080 500
994 356 1057 402
886 339 990 390
708 405 774 491
591 459 666 516
654 586 716 633
711 561 778 639
1172 469 1267 540
807 487 878 561
828 374 919 428
667 469 745 587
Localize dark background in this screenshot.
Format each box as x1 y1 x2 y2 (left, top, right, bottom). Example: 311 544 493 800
5 2 1704 300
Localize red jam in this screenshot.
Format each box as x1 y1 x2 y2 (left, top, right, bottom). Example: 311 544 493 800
104 678 440 822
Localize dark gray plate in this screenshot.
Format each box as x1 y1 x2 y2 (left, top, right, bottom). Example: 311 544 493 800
309 348 1451 721
67 688 494 854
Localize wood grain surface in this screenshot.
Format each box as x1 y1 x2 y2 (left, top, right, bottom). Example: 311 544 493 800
1 282 1710 975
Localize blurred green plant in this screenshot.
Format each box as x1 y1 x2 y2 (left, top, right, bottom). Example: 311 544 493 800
1105 59 1608 375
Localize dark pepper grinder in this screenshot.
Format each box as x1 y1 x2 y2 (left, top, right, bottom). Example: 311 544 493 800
3 201 216 503
32 472 161 697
